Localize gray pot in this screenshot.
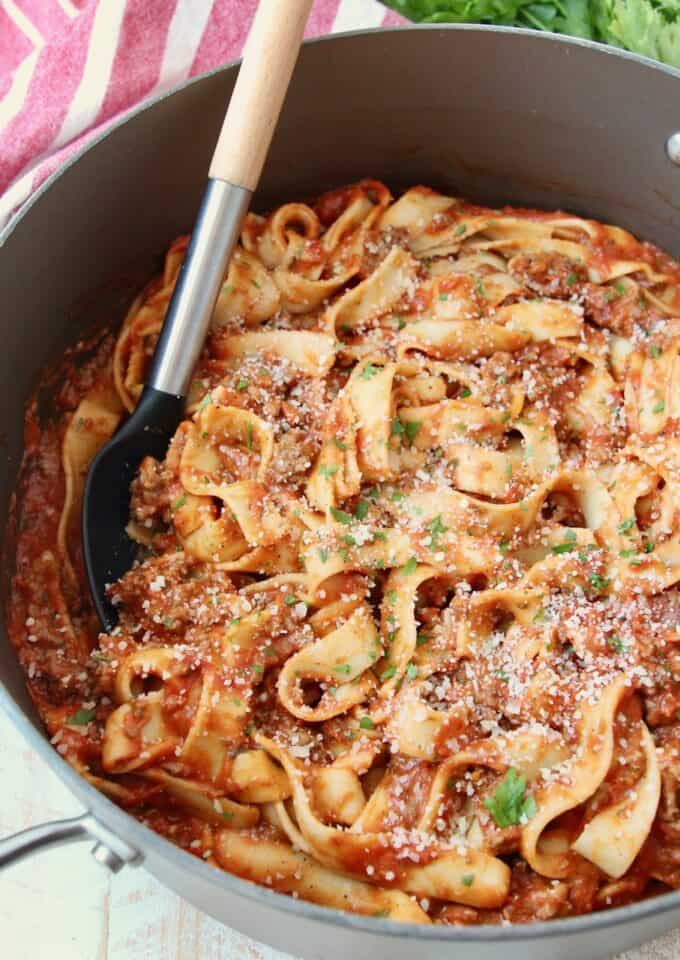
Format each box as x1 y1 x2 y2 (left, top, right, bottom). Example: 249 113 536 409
1 26 679 960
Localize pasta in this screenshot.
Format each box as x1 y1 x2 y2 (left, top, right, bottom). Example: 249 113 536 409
8 180 680 925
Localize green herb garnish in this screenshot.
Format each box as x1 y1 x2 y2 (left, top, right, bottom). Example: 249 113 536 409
427 514 447 550
360 363 379 380
354 500 370 520
330 507 353 525
484 768 537 828
68 708 96 726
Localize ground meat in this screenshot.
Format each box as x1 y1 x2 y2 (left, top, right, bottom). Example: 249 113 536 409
642 823 680 888
436 904 484 925
509 252 588 298
581 283 647 337
359 227 410 279
109 555 239 636
501 863 571 922
270 427 320 485
129 456 169 527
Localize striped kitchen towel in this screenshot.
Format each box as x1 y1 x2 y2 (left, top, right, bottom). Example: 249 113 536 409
0 0 405 228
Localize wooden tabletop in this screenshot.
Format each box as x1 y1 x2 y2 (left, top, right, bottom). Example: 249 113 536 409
1 708 677 960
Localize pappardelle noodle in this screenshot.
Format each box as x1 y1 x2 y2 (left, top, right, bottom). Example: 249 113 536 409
10 181 680 925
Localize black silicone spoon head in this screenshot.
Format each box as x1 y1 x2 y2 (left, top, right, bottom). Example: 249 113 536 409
82 385 183 631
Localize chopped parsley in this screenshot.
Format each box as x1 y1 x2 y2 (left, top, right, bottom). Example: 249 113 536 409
566 272 578 286
360 363 380 380
319 464 339 477
246 421 253 450
404 420 422 444
318 547 329 563
406 662 418 681
617 517 635 534
588 573 610 590
333 437 348 450
607 635 627 654
460 387 472 398
236 378 249 391
461 874 475 887
455 223 467 235
354 499 370 520
652 400 665 414
198 392 213 410
401 556 418 576
68 708 96 726
380 665 397 681
334 663 352 675
171 495 186 510
330 507 353 525
484 768 537 828
391 417 421 445
359 716 374 730
427 514 447 550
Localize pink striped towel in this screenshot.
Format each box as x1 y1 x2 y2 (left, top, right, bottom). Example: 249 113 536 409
0 0 406 229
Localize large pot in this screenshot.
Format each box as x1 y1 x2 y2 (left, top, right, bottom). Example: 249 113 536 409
1 25 679 960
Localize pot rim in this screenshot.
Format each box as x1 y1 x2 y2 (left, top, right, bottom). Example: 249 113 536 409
1 23 679 944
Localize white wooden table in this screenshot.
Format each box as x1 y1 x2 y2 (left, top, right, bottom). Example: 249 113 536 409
1 707 679 960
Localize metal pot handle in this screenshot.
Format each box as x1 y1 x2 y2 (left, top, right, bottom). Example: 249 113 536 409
0 812 142 873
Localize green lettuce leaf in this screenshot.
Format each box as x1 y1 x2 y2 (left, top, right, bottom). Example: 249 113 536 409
382 0 680 67
383 0 563 26
603 0 680 67
555 0 595 37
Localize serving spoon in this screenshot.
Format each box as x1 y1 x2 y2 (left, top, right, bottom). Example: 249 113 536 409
82 0 313 630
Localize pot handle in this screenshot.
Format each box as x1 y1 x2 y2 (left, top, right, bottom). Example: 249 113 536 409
0 812 142 873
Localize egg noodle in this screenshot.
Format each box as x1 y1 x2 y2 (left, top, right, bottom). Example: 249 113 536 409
9 181 680 924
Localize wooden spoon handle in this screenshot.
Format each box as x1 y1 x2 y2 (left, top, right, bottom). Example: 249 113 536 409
209 0 314 190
